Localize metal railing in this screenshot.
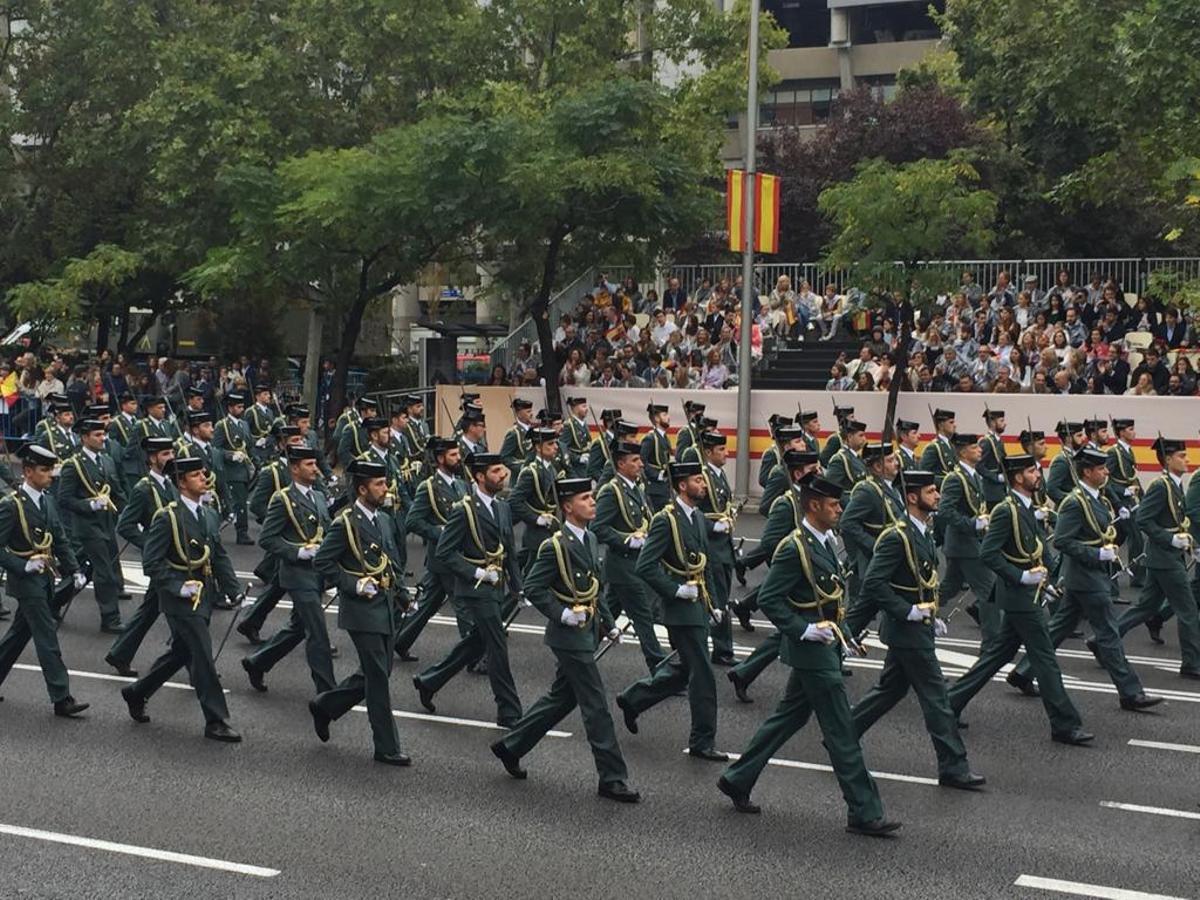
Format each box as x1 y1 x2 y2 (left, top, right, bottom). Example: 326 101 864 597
489 267 600 370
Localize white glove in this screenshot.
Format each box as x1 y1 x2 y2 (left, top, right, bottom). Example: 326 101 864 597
675 583 699 600
906 605 926 622
474 568 500 585
536 515 552 527
1034 508 1046 521
713 520 729 534
607 627 622 643
73 572 88 590
580 453 590 465
201 491 215 504
801 623 836 644
179 582 200 599
382 494 394 508
255 437 268 448
1021 569 1046 585
626 535 645 549
710 608 725 624
297 546 316 561
232 451 247 463
974 516 989 531
933 618 949 638
89 498 107 511
1098 547 1117 562
24 558 46 574
657 470 665 482
1118 507 1131 520
560 607 587 627
328 475 340 488
356 577 378 597
1171 533 1191 549
51 465 62 477
1124 486 1136 497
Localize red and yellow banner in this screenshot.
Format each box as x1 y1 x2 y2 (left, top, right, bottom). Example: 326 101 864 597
726 169 780 254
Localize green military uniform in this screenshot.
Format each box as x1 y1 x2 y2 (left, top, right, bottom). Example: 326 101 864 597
852 516 973 779
499 422 534 478
824 447 867 492
245 401 277 467
107 470 177 671
458 433 488 462
311 503 407 758
495 523 629 788
897 445 919 473
331 406 361 466
640 427 673 512
758 462 793 516
174 434 229 515
359 444 410 527
592 473 666 670
978 431 1008 506
510 458 561 575
107 411 144 490
338 418 370 471
559 414 591 479
698 457 737 662
249 457 291 524
1106 438 1146 588
1188 473 1200 654
720 515 885 826
674 421 701 463
948 490 1085 739
841 474 906 636
757 444 780 491
818 432 842 468
0 483 81 704
918 436 954 479
939 461 1000 641
245 479 335 693
1045 449 1080 506
616 497 720 755
213 412 254 542
58 446 126 630
237 450 293 639
587 429 614 485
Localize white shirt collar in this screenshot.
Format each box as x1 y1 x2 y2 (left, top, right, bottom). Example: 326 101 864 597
959 461 977 477
192 436 209 449
150 470 169 487
437 469 457 486
82 447 99 462
474 485 495 512
21 483 44 505
564 520 588 543
371 444 389 461
1080 481 1101 500
674 496 695 521
907 513 928 536
1118 438 1131 451
294 482 313 498
181 495 203 517
655 426 667 437
1169 472 1183 489
707 461 723 478
354 499 377 523
618 473 638 490
462 437 479 452
516 420 530 432
938 433 952 445
801 517 832 546
1012 490 1033 508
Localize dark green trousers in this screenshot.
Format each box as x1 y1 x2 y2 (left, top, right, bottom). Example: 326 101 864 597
314 630 401 756
246 589 336 693
852 647 969 778
605 576 666 672
501 647 628 786
940 556 1001 643
242 580 285 632
414 594 522 724
1012 588 1143 700
394 571 451 657
229 480 249 538
708 561 734 659
1117 566 1200 671
730 632 780 687
0 588 72 702
948 610 1082 737
127 613 229 725
107 586 161 669
78 534 122 629
722 666 884 825
619 624 716 752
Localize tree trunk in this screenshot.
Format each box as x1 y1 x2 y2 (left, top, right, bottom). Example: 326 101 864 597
533 227 568 412
95 302 111 355
327 289 372 433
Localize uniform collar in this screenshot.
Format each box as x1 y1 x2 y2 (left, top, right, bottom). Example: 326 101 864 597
801 517 832 546
150 470 169 487
959 461 977 477
354 499 378 524
437 469 457 486
674 496 696 522
474 485 496 513
1011 489 1033 508
907 513 928 536
181 495 203 517
564 520 588 543
21 483 44 505
1080 482 1101 500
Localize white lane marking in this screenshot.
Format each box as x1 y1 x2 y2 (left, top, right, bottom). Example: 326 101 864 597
0 822 279 878
692 750 939 786
1099 801 1200 821
1014 874 1190 900
13 664 227 694
1127 739 1200 754
359 707 571 738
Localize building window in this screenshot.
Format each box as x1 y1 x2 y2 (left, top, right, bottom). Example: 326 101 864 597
759 79 841 128
761 0 831 49
850 1 943 45
859 75 898 102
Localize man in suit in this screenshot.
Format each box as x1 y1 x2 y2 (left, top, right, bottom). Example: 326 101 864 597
896 419 921 471
717 475 899 837
499 398 535 479
919 408 956 478
851 470 984 788
414 452 523 727
559 396 592 478
510 429 563 576
105 436 178 676
615 461 725 763
213 392 255 545
0 445 88 717
119 455 244 742
308 457 410 765
939 433 1000 642
640 402 673 512
824 418 868 492
978 408 1009 506
489 478 640 802
58 419 126 632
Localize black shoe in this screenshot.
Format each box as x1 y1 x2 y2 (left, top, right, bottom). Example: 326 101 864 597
688 747 729 762
117 591 133 600
236 621 264 645
241 658 267 692
496 717 520 730
413 676 436 714
727 669 753 704
1120 693 1164 711
717 775 760 814
841 664 853 677
329 644 339 658
308 700 330 742
491 741 527 779
373 751 413 767
236 535 255 546
846 818 902 837
938 772 987 791
1147 617 1164 644
1006 671 1039 697
204 721 242 743
104 654 138 678
1052 728 1095 746
598 781 641 803
121 686 149 723
396 648 418 662
616 695 638 735
53 696 89 718
1179 668 1200 680
1084 638 1103 664
734 559 747 587
965 604 980 626
99 622 124 635
710 653 736 668
732 601 755 633
956 716 968 730
212 597 237 610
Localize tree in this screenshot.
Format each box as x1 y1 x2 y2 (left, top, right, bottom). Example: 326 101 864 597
818 153 997 434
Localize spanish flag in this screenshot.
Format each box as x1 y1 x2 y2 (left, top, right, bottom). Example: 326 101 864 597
726 169 780 255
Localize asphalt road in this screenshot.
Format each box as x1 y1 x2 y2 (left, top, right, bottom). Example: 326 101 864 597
1 512 1197 900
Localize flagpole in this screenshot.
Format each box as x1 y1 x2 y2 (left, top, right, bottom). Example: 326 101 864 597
734 0 760 501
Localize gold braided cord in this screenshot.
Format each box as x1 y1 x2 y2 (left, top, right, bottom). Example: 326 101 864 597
660 505 713 615
336 509 391 590
219 418 248 453
7 493 53 557
700 464 732 521
68 455 117 512
424 478 450 526
787 530 845 611
945 467 983 516
599 480 649 537
853 477 900 534
459 497 505 569
524 463 560 524
1000 496 1045 566
275 487 323 548
548 532 599 617
881 522 939 607
113 416 130 444
1063 488 1117 545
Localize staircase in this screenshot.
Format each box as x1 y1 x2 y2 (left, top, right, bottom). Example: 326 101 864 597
752 331 864 390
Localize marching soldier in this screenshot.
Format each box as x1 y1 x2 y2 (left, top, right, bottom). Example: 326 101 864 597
727 449 820 702
978 408 1008 506
489 478 640 803
137 395 179 443
175 411 228 514
841 443 905 637
896 419 921 471
559 396 591 478
758 424 807 515
213 392 255 545
676 416 718 465
499 397 535 478
939 433 1000 642
716 475 899 837
640 402 673 513
395 437 467 660
242 445 335 694
586 408 622 484
332 395 377 467
1084 417 1108 451
696 432 737 666
457 405 488 459
947 455 1095 744
615 461 725 763
105 436 178 676
309 457 411 766
758 415 793 491
413 452 523 727
402 393 429 461
592 440 667 671
673 400 706 462
388 405 419 496
119 456 244 742
185 386 206 416
798 409 821 456
851 470 985 789
918 408 956 477
289 404 334 485
596 419 640 487
246 383 278 466
249 424 304 523
510 428 562 576
818 405 855 468
58 419 126 633
1107 418 1146 591
1046 421 1087 505
0 445 88 717
358 416 408 520
1116 437 1200 680
823 417 868 491
108 392 143 492
33 394 78 463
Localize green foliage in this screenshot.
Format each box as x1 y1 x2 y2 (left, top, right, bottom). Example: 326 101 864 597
7 244 143 323
363 359 420 394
